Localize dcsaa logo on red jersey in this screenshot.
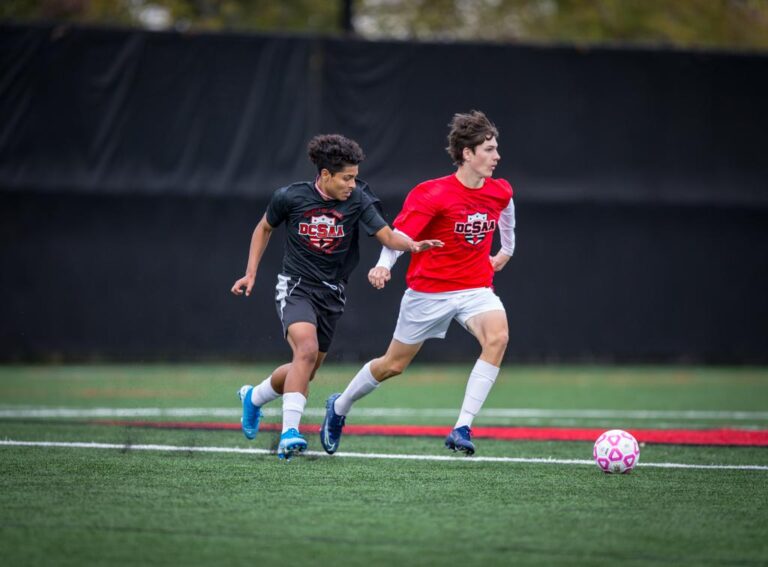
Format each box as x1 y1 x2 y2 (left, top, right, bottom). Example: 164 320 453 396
298 212 345 252
454 212 496 245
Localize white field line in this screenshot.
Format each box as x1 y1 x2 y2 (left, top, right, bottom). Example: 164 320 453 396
1 439 767 471
2 407 768 420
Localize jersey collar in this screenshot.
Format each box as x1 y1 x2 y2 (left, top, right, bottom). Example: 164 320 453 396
314 177 334 201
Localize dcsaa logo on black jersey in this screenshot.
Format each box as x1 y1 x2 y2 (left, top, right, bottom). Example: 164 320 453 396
454 212 496 245
298 211 345 252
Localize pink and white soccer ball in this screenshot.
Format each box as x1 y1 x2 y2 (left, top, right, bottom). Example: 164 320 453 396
593 429 640 474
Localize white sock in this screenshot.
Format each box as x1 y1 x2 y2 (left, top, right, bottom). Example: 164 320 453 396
455 359 499 429
334 361 380 416
282 392 306 433
250 375 280 407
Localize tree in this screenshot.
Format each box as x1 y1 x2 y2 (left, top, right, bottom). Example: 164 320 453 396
3 0 768 52
354 0 768 51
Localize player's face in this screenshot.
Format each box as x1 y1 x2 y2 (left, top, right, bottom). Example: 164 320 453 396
320 165 359 201
464 137 500 178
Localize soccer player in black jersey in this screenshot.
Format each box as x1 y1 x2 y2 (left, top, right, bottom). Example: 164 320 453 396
231 134 442 460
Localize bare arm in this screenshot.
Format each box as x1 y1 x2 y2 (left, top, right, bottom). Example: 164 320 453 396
374 225 443 253
231 214 274 297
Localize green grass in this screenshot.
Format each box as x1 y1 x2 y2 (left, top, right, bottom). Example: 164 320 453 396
2 364 768 566
2 363 768 425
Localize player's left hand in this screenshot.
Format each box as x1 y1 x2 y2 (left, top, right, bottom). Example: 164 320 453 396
410 239 443 253
490 252 511 272
368 266 391 289
231 273 256 296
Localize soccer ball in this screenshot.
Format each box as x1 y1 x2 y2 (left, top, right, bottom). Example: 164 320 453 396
593 429 640 474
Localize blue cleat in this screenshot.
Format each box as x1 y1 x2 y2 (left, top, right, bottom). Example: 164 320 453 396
445 425 475 455
237 385 262 440
278 428 307 460
320 393 345 454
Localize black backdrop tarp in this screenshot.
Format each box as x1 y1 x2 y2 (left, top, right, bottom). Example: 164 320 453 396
3 24 768 205
1 24 767 362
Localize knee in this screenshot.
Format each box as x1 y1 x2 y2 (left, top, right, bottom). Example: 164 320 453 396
483 330 509 353
293 342 319 366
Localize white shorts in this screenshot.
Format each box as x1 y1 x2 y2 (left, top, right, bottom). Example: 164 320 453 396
393 287 506 345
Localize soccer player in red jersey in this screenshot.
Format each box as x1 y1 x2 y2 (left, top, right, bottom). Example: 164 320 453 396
321 111 516 455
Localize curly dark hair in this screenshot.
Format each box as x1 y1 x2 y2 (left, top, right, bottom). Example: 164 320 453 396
446 110 499 166
307 134 365 175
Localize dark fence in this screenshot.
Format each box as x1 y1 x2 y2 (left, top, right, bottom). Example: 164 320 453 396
1 24 767 362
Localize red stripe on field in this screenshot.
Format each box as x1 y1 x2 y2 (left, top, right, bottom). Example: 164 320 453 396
96 421 768 446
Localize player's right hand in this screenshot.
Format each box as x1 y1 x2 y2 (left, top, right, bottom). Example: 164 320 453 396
490 252 511 272
231 274 256 296
368 267 391 290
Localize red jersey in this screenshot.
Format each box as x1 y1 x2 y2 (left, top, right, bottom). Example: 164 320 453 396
393 174 513 293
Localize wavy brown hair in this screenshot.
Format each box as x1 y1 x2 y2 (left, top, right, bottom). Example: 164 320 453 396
446 110 499 166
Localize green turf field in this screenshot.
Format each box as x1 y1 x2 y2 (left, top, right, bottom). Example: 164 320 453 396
2 364 768 566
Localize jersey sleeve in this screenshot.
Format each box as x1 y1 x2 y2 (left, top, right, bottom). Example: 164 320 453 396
265 186 290 227
359 179 384 217
359 189 388 236
392 184 438 239
500 179 514 203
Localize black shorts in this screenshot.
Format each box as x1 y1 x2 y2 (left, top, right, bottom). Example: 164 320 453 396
274 274 346 353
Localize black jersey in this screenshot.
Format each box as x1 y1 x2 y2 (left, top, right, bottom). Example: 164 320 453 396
265 179 388 284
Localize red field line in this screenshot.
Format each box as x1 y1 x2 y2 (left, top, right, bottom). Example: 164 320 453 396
97 420 768 446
